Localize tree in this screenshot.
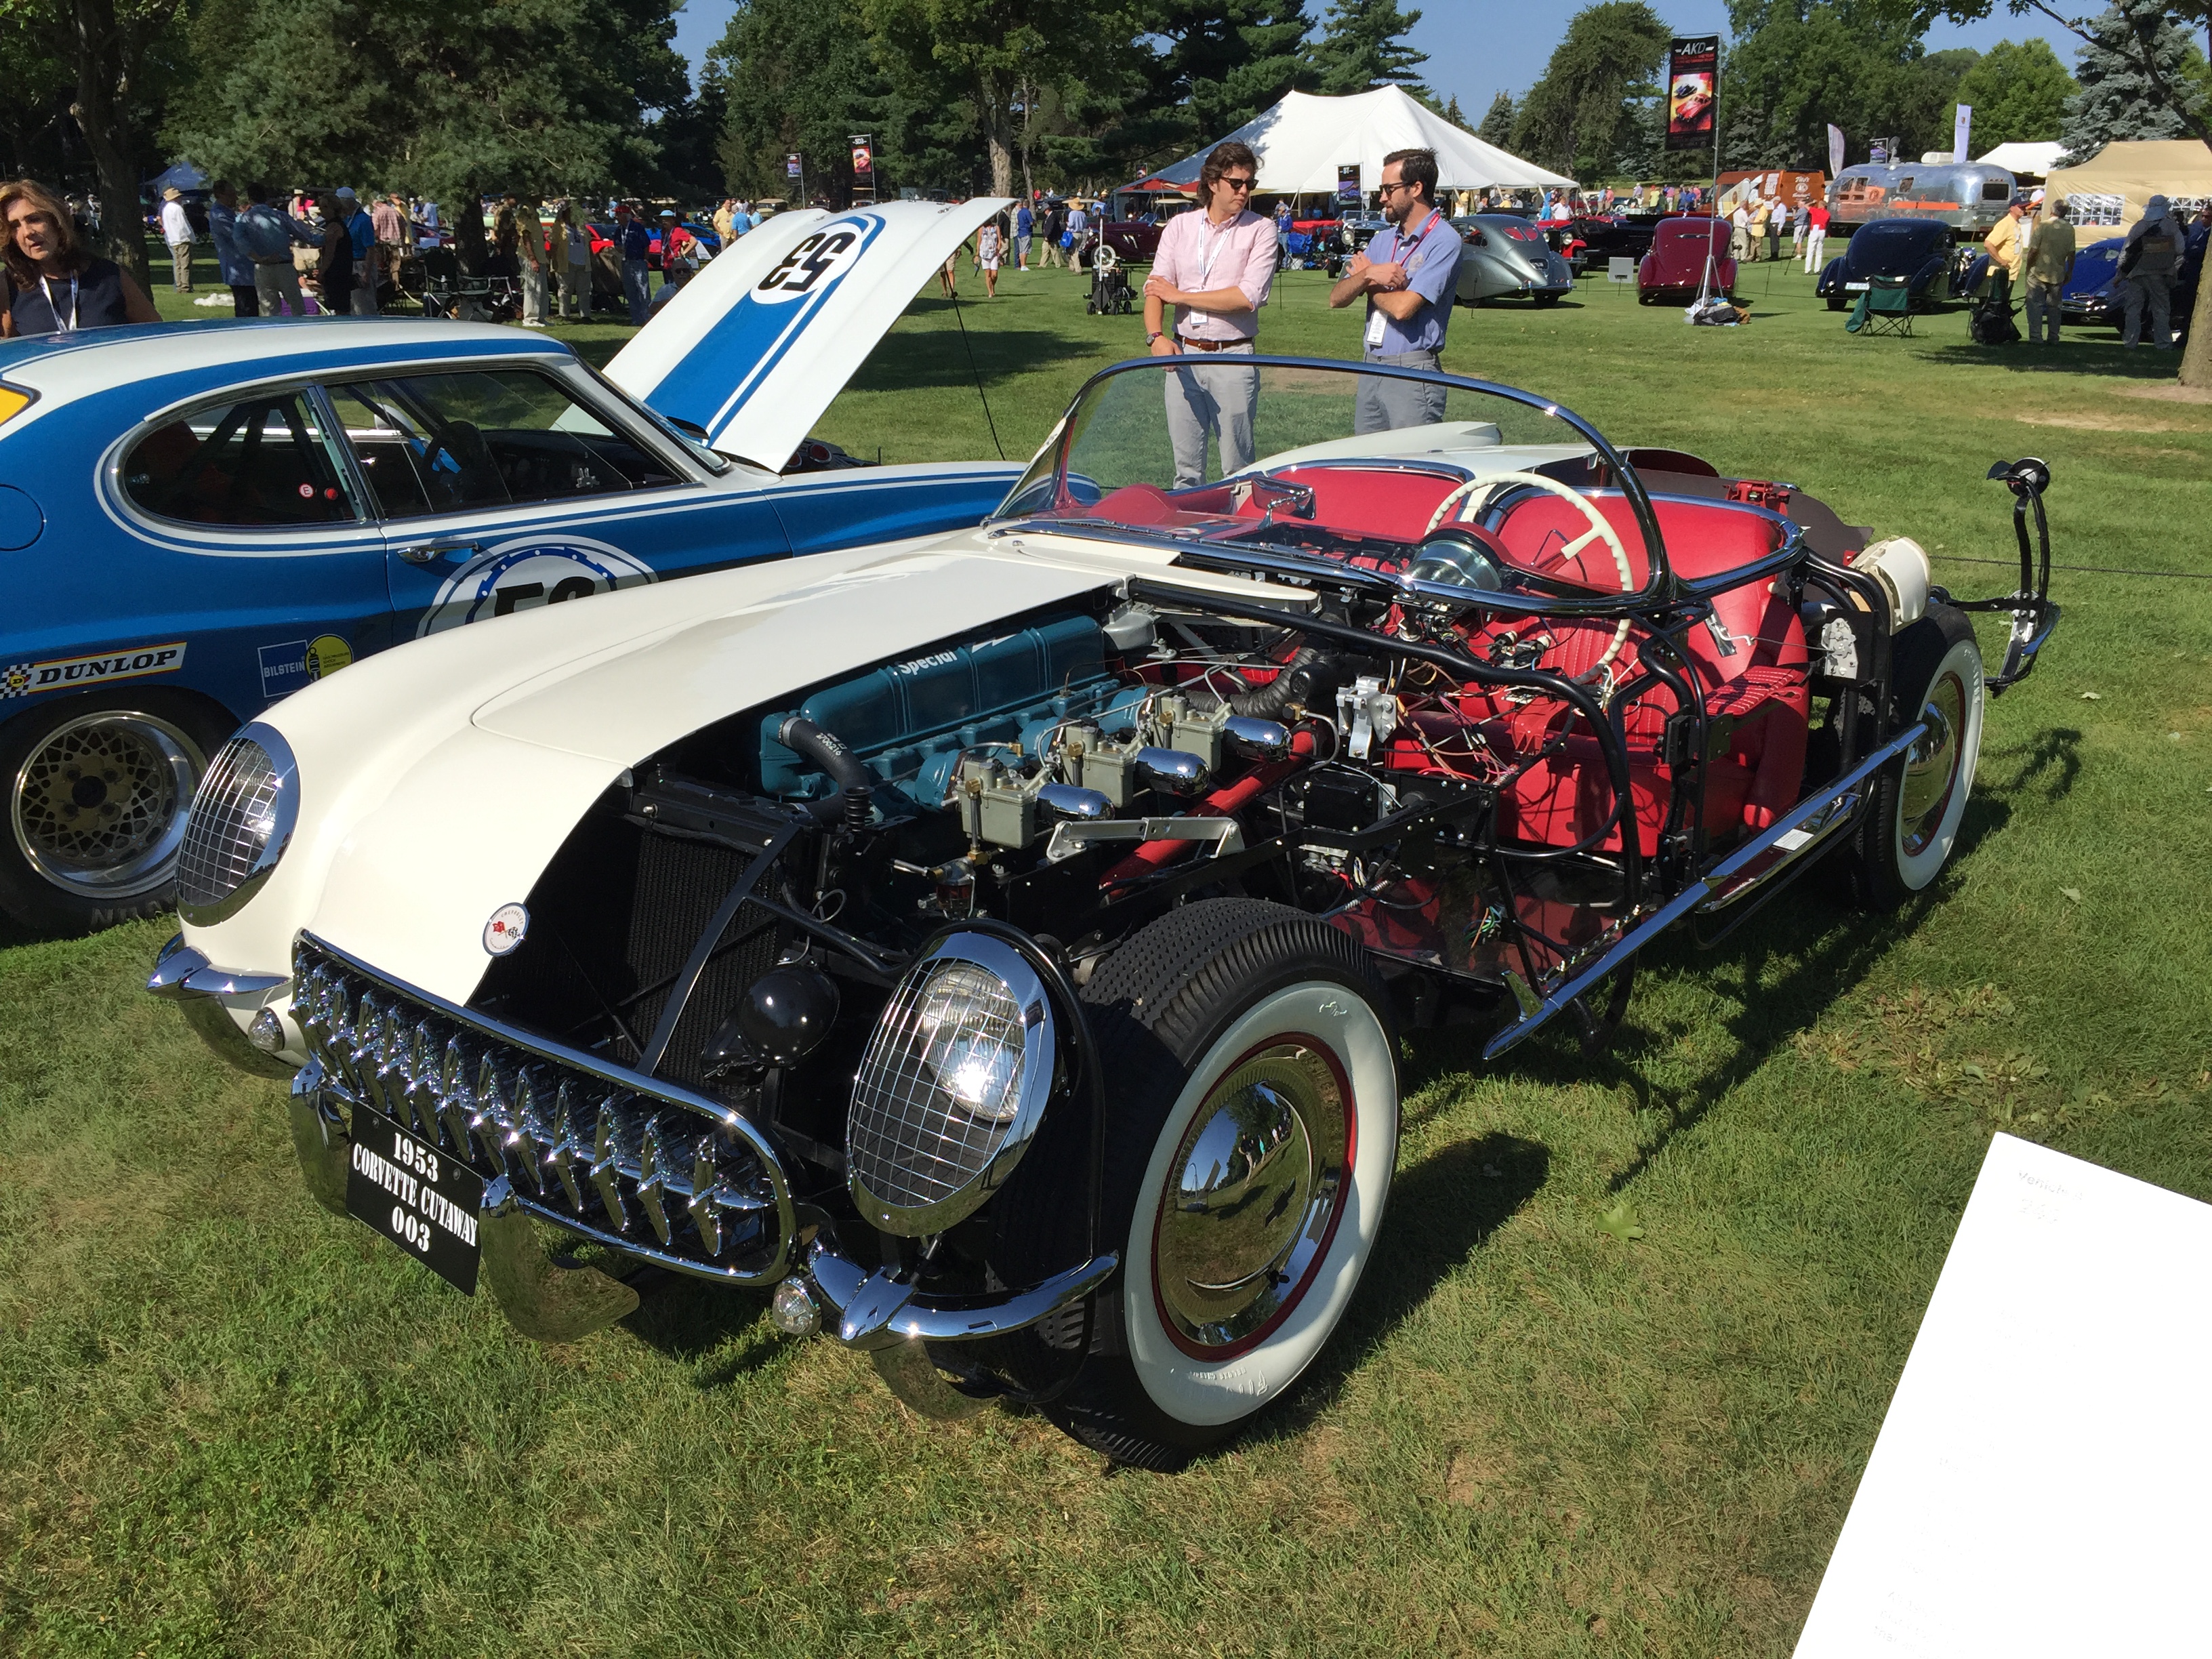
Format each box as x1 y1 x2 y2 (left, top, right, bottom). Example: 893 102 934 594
1721 4 1975 169
1309 0 1429 98
1509 1 1671 179
1475 89 1517 146
166 0 687 275
1154 0 1316 142
714 0 905 202
5 0 196 285
1441 92 1467 126
2059 0 2208 161
864 0 1120 197
1950 37 2074 148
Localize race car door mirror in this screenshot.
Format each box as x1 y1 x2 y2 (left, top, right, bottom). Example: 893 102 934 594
122 394 356 529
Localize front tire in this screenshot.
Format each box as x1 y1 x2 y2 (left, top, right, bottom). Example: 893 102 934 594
1043 900 1398 1469
1843 606 1984 912
0 692 227 934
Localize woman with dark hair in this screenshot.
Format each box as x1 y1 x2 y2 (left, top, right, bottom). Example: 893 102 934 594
0 178 159 336
314 190 354 314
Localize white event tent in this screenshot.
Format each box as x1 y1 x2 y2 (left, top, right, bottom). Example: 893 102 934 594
1976 140 2066 178
1143 86 1576 197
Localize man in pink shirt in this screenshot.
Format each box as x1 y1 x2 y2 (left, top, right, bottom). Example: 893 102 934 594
1141 141 1279 487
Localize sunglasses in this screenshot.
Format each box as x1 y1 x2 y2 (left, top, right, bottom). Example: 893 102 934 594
1216 176 1256 192
1378 180 1418 195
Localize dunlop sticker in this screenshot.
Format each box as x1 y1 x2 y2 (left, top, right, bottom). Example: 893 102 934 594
2 640 186 700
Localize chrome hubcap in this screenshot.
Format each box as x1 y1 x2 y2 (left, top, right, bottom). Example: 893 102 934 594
1153 1040 1350 1357
11 712 203 897
1900 673 1965 855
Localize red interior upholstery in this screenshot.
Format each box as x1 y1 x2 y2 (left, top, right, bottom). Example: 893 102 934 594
1263 464 1464 543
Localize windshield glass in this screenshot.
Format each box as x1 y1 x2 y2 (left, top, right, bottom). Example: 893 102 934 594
994 358 1662 600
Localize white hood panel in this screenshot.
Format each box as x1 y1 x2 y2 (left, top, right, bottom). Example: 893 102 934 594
605 197 1011 470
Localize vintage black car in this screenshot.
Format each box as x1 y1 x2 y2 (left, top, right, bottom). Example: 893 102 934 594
1817 218 1957 310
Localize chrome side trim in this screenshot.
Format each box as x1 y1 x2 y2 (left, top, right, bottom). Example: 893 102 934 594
1482 721 1929 1061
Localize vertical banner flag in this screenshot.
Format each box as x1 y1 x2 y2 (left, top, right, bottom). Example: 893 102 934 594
1666 37 1720 151
1336 163 1361 206
850 136 874 180
1828 123 1846 179
785 152 803 180
1952 104 1973 164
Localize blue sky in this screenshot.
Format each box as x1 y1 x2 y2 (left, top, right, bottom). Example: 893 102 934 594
670 0 2080 113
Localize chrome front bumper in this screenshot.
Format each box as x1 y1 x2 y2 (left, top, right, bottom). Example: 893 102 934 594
220 931 1116 1364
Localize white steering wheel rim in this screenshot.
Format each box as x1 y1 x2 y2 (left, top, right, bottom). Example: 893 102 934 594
1420 470 1635 594
1420 470 1637 693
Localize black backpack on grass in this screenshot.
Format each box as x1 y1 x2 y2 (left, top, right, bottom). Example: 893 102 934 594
1969 295 2020 346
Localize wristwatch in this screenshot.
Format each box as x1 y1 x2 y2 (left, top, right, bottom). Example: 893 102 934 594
1145 331 1165 343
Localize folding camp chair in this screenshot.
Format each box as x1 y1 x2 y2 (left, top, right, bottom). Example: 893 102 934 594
1846 273 1914 337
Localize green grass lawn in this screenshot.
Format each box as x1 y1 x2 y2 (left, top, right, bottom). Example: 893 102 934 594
14 249 2210 1656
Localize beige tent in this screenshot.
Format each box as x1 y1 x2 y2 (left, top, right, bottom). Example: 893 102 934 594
2042 140 2212 241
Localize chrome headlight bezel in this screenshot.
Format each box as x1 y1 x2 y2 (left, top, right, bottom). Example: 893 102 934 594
846 931 1059 1237
176 721 298 926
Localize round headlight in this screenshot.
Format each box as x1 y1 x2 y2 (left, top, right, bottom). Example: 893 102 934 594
177 722 298 925
847 933 1057 1236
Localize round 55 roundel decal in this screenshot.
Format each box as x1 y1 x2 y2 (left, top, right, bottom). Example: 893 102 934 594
751 220 872 305
416 538 656 636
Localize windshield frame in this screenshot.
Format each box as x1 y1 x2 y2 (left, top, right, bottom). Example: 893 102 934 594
989 353 1671 608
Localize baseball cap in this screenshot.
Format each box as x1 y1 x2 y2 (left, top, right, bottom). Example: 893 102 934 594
335 186 357 200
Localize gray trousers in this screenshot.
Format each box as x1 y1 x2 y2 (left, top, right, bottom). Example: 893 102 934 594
521 262 547 323
1164 344 1258 487
558 260 587 318
1355 350 1446 434
253 260 304 316
2025 278 2064 344
2123 272 2173 346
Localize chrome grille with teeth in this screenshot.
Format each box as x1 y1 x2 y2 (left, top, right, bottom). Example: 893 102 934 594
289 933 792 1284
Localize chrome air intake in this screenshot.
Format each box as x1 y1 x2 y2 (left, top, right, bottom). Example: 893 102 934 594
846 932 1058 1235
177 723 297 924
289 933 795 1282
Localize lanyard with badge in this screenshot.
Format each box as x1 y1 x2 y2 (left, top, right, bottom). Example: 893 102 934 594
1366 208 1445 350
42 272 79 333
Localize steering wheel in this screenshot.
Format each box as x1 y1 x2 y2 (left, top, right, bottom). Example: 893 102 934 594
420 419 494 501
1422 469 1636 689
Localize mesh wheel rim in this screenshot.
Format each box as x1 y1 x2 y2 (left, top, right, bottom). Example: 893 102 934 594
11 711 203 898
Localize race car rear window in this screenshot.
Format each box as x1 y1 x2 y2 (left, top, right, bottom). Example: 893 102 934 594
325 369 680 520
122 394 353 527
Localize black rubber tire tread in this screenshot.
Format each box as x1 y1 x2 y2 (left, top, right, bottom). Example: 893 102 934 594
1841 604 1979 914
0 690 234 936
1033 898 1394 1471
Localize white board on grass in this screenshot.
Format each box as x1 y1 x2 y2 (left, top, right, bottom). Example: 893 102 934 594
1795 1132 2212 1658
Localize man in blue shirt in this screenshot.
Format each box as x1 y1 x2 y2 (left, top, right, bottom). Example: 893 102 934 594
335 187 378 314
1328 148 1459 433
1014 199 1033 270
615 203 653 325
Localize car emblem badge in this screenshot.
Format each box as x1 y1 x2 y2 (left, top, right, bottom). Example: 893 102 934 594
484 903 530 956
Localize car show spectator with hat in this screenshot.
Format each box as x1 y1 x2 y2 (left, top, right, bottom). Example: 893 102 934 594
551 199 588 321
373 191 408 295
1 178 158 336
1141 140 1278 489
206 180 256 317
1981 199 2025 306
1065 198 1089 270
2118 194 2186 349
2024 198 2076 346
237 182 316 315
160 185 196 291
1330 147 1458 435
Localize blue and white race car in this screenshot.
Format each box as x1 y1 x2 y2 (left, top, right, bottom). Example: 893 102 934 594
0 198 1017 931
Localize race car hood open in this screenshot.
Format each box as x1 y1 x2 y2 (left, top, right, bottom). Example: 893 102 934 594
604 197 1012 471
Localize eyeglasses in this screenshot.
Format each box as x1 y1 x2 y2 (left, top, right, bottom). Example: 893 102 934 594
1378 180 1418 196
1216 176 1256 192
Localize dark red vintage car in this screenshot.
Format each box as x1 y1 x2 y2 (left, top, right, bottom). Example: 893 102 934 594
1639 216 1736 304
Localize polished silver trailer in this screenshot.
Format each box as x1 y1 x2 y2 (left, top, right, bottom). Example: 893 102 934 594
1830 162 2018 234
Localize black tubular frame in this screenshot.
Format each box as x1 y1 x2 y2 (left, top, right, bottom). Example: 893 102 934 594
1946 457 2059 697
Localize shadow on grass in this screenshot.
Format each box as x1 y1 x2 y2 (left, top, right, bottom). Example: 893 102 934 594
1917 342 2188 380
1240 1132 1552 1446
620 1268 781 1380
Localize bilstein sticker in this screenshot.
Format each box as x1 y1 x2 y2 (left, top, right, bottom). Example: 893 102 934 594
3 640 186 700
258 634 354 698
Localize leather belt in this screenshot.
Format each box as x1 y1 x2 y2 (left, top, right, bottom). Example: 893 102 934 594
1176 335 1248 352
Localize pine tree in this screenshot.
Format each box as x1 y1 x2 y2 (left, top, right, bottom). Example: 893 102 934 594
2059 0 2209 164
1509 1 1671 179
1309 0 1429 98
1442 93 1467 127
1475 89 1516 146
